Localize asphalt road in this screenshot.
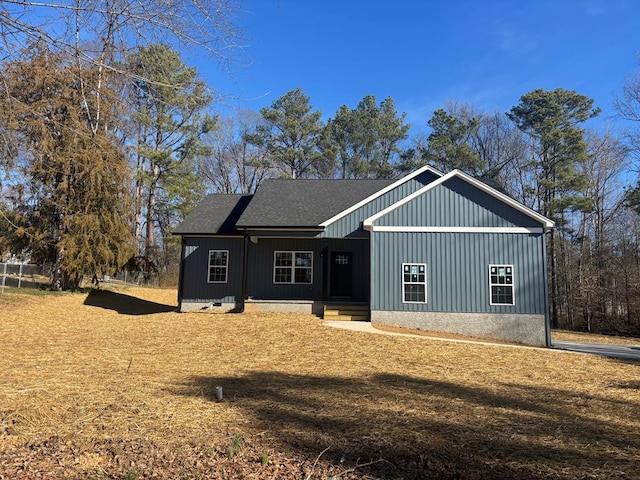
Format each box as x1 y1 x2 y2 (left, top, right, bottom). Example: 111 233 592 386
552 340 640 361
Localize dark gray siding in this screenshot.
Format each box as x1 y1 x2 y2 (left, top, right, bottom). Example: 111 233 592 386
246 237 370 301
181 236 244 303
322 170 439 237
247 238 321 300
370 232 547 314
376 177 542 228
326 238 370 301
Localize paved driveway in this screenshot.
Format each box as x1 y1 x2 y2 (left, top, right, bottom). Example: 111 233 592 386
551 340 640 361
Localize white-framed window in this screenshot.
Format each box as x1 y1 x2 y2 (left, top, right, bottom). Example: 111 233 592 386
274 251 313 284
402 263 427 303
208 250 228 283
489 264 514 305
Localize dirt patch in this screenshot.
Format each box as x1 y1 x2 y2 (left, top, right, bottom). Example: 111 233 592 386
1 287 639 479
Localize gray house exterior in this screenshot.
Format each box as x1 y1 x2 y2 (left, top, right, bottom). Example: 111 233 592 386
173 166 555 346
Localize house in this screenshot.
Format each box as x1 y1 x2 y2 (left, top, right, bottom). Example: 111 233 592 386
173 166 555 346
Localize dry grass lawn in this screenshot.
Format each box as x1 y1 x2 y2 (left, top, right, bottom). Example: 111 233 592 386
1 287 639 479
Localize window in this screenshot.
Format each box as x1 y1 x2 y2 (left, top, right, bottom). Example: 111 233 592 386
274 251 313 284
489 265 514 305
402 263 426 303
208 250 228 283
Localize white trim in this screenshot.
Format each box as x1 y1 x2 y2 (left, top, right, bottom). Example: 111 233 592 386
249 235 368 239
273 250 314 284
370 226 544 234
402 263 427 304
319 165 443 227
207 250 229 284
489 264 515 306
455 170 554 228
364 171 453 228
363 169 555 230
175 234 244 238
243 227 324 232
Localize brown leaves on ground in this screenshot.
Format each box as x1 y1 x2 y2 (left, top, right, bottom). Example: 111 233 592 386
1 287 639 479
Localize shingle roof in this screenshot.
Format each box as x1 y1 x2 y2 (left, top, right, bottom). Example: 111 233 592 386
173 194 253 235
236 178 395 228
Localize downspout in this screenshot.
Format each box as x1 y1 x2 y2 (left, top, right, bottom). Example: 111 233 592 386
364 223 374 319
177 236 186 312
542 228 552 347
241 230 249 312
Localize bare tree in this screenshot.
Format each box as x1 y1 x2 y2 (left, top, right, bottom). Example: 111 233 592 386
614 66 640 166
571 130 629 330
200 110 273 194
0 0 244 135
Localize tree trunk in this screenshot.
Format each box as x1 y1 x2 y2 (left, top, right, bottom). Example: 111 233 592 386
144 163 160 280
51 244 65 291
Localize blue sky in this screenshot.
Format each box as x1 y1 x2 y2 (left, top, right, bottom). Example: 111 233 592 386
196 0 640 137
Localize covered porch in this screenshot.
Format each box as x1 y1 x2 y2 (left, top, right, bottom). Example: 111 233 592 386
242 235 371 318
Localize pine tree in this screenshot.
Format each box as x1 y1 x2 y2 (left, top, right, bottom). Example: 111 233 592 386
507 88 600 328
126 43 213 278
0 45 135 289
248 88 330 179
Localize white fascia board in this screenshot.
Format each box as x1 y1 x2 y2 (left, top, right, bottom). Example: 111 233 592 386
363 169 555 230
363 170 455 229
241 227 324 232
453 170 555 228
369 226 544 234
319 165 443 228
175 234 244 238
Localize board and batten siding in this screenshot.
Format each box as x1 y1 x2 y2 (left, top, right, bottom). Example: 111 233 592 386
322 170 439 238
370 231 546 314
376 176 542 228
246 237 371 301
247 237 322 300
181 236 244 304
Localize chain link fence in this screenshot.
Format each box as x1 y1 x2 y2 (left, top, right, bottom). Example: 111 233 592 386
0 263 161 292
0 263 51 291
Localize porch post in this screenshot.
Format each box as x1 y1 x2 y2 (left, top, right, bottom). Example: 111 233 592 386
177 236 186 311
241 230 249 309
321 239 329 302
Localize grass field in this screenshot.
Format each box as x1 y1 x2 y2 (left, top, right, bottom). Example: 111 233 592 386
1 287 639 479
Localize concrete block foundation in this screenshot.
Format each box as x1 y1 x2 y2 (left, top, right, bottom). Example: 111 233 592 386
371 310 547 346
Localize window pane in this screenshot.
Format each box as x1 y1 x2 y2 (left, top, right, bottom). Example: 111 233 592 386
295 252 312 267
402 263 427 303
209 266 227 282
404 284 425 303
294 267 312 283
489 265 514 304
275 267 291 283
491 285 513 304
275 252 292 267
209 251 227 266
209 251 228 282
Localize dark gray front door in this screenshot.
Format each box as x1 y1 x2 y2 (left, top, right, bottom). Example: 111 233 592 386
330 252 352 298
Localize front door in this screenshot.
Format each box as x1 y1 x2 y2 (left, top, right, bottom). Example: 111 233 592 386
330 252 353 298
